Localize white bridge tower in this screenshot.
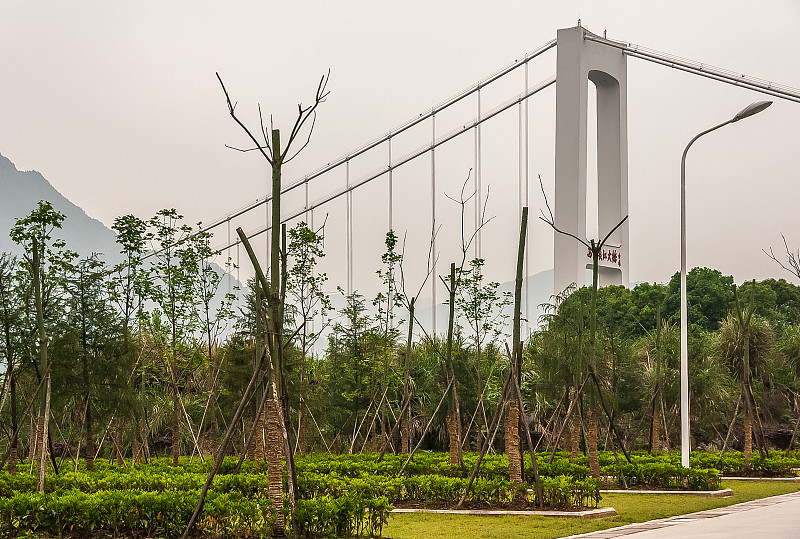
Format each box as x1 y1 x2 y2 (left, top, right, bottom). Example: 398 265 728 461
554 26 629 295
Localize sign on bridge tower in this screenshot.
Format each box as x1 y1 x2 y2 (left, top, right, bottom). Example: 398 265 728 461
554 26 629 296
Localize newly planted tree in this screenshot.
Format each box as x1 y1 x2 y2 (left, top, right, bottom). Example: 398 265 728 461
285 220 330 454
10 201 73 483
110 214 148 461
145 209 203 466
217 70 329 535
0 254 24 474
62 255 129 470
373 230 403 452
456 257 510 455
540 176 629 477
437 173 493 467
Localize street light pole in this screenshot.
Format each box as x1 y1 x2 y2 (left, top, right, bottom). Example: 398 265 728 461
680 100 772 468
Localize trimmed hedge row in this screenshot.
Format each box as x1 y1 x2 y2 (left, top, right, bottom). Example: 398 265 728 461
0 470 271 499
603 462 721 490
0 489 275 538
691 451 800 477
0 486 392 538
7 449 777 537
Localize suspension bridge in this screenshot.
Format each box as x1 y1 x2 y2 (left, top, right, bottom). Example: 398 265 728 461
195 24 800 336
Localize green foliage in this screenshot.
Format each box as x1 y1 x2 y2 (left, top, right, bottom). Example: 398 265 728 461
0 488 275 538
9 200 66 257
286 220 331 351
456 258 511 348
539 475 601 510
605 460 720 491
664 267 734 333
109 213 149 332
691 450 800 477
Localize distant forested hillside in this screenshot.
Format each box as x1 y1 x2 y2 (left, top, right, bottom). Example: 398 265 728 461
0 152 119 260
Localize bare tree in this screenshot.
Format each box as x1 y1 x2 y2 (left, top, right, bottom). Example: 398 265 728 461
214 71 329 537
539 175 630 477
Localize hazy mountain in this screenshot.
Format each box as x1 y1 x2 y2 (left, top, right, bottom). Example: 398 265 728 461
0 152 242 331
0 152 120 260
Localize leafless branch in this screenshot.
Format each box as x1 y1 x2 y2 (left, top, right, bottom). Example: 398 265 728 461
599 214 629 250
443 170 495 274
462 190 495 261
216 72 273 165
224 144 270 153
281 69 331 162
417 228 441 301
764 233 800 279
538 215 590 249
258 104 272 154
283 111 317 164
538 174 590 249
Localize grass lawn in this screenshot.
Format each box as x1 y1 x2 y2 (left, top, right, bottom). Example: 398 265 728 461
382 480 800 539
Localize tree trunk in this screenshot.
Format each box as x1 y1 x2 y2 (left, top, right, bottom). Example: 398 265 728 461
266 398 285 535
8 447 17 476
247 408 266 462
660 395 671 452
28 416 36 462
507 206 526 483
36 415 45 468
371 419 379 453
132 429 140 465
210 393 220 440
115 418 125 466
571 420 580 460
447 411 459 466
37 374 51 493
85 400 94 472
744 407 753 467
652 413 661 453
562 423 572 454
506 400 522 484
9 371 17 476
172 391 181 467
297 407 308 456
380 415 387 453
588 410 600 479
401 419 410 453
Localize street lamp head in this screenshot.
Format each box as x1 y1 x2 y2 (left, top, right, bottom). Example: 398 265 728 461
731 100 773 122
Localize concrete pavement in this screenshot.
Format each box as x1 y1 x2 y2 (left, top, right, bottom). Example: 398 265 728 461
563 490 800 538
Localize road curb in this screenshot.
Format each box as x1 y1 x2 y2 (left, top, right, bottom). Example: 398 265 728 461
391 506 617 519
722 476 800 482
600 488 733 497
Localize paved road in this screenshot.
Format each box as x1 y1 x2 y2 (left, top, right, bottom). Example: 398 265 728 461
564 491 800 538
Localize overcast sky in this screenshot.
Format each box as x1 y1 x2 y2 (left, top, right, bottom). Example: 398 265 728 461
2 1 799 299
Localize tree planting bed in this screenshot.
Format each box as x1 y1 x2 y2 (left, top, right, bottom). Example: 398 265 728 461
1 450 798 538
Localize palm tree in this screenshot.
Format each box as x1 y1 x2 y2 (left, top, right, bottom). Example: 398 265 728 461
634 315 679 453
533 286 587 461
717 285 775 464
775 324 800 452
